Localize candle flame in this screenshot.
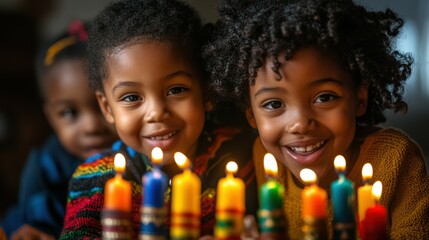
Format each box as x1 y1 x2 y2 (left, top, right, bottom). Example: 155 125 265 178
114 153 126 174
334 155 346 172
299 168 317 184
362 163 373 181
263 153 278 177
226 161 238 175
372 180 382 201
174 152 190 170
151 147 163 165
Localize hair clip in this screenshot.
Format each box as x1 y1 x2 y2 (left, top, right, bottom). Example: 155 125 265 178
68 20 88 42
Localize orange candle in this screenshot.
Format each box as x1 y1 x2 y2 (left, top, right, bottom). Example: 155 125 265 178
215 161 245 239
358 163 375 222
300 168 327 219
104 153 132 211
170 152 201 239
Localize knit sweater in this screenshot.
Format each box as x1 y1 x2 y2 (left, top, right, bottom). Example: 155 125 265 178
60 125 258 239
253 127 429 240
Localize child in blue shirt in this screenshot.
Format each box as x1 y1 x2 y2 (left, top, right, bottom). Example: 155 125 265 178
0 20 118 239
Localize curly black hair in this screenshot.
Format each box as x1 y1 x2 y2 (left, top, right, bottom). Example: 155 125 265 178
204 0 413 126
88 0 205 93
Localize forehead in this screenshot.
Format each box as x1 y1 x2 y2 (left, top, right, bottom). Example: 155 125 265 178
102 41 201 89
255 47 351 85
42 59 89 94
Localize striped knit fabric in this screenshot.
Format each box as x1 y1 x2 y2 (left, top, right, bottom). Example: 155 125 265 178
60 126 258 239
253 127 429 240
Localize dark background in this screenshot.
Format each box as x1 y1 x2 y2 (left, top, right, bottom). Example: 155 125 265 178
0 0 427 217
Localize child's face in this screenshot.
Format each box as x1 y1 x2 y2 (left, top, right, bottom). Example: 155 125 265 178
96 41 206 166
246 47 368 187
43 59 118 160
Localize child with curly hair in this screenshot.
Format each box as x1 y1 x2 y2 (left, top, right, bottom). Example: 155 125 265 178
0 20 118 239
59 0 258 239
204 0 429 239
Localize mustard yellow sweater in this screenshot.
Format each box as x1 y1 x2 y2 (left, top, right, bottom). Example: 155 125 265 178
253 127 429 240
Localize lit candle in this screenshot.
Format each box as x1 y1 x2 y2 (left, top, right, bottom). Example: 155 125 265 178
102 153 133 239
357 163 375 223
330 155 356 240
359 181 388 240
140 147 168 238
300 168 328 239
214 161 245 240
170 152 201 239
257 153 286 239
104 153 132 211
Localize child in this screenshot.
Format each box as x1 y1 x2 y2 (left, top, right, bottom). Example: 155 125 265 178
60 0 258 239
204 0 429 239
0 20 118 239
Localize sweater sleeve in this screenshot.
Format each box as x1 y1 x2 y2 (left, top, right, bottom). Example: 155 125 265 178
60 156 114 239
374 129 429 239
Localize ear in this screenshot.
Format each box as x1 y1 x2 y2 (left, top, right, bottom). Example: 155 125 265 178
96 91 115 124
43 103 56 129
205 101 214 112
245 107 258 129
355 83 369 117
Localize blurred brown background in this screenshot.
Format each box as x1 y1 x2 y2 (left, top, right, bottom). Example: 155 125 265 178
0 0 428 217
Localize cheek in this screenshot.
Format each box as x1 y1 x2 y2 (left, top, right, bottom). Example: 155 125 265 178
255 115 282 147
114 111 140 136
57 127 80 153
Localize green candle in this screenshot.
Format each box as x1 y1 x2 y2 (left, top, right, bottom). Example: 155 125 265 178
257 153 286 238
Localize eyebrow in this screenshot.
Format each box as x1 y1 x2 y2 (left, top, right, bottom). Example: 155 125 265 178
253 77 344 98
111 70 195 94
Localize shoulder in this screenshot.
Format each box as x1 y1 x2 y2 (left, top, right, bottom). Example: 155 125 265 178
360 127 424 160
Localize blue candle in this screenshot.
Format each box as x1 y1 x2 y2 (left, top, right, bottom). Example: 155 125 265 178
331 155 356 240
140 147 168 238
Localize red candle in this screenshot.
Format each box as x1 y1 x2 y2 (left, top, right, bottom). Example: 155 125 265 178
359 181 388 240
104 153 132 211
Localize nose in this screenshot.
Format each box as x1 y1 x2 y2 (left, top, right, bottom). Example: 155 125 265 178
81 111 109 134
144 99 171 123
285 107 315 135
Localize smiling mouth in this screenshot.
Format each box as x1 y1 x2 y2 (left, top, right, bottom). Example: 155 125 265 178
289 140 327 155
149 131 177 140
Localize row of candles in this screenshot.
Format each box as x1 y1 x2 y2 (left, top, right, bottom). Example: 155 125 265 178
102 148 387 240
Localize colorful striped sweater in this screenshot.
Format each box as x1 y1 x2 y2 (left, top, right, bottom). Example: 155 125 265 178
60 126 258 239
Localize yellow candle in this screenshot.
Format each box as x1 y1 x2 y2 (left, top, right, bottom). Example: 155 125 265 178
358 163 375 222
170 152 201 239
215 161 245 239
104 153 131 211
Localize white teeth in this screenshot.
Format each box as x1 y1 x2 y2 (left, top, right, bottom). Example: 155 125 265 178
151 131 176 140
291 141 325 153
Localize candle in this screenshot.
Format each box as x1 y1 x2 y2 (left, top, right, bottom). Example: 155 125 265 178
102 153 133 239
214 161 245 240
359 181 388 240
257 153 286 239
330 155 356 240
140 147 169 238
357 163 375 223
104 153 132 211
300 168 328 239
170 152 201 239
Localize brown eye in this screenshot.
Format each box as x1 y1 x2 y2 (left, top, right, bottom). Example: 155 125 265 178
262 100 283 110
315 94 337 103
167 86 188 95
